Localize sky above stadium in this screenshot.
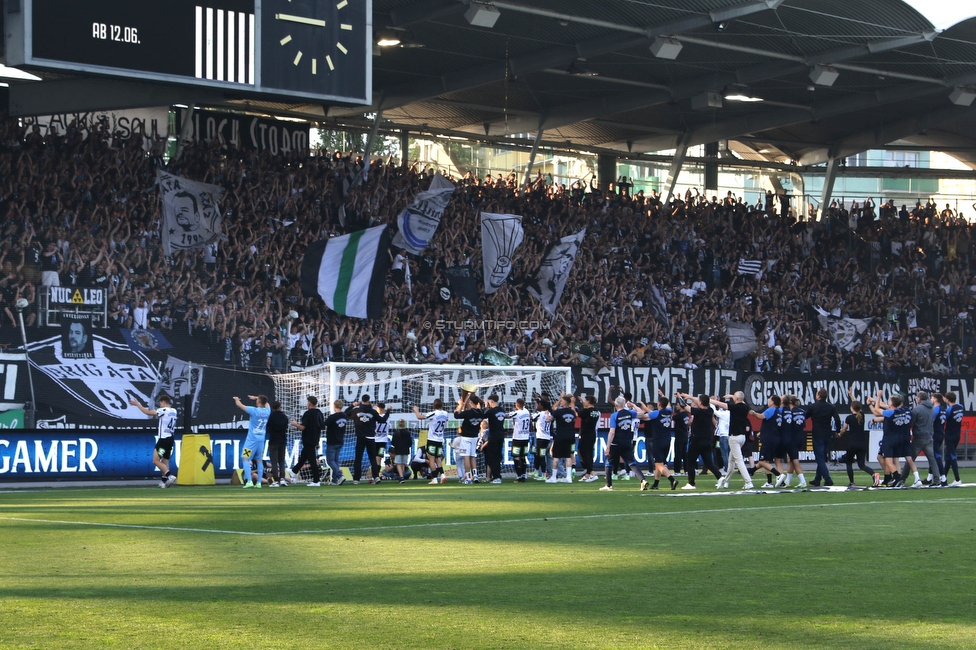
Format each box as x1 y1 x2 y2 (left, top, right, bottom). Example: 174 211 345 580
903 0 976 30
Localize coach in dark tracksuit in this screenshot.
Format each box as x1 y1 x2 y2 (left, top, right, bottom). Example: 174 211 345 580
346 395 379 483
807 388 841 486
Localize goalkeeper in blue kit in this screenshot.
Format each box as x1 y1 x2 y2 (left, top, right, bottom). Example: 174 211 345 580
235 394 271 489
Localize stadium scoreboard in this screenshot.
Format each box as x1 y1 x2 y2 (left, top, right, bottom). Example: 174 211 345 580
5 0 372 105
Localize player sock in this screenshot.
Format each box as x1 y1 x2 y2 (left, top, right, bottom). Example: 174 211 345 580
748 467 757 476
771 469 781 476
668 476 677 487
912 470 920 482
893 471 901 482
652 479 660 488
766 473 774 485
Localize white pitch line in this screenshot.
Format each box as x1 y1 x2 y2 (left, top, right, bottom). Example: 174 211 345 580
0 516 265 536
2 497 974 537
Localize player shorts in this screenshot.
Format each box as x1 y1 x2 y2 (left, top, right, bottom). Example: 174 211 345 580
426 441 444 458
394 454 410 465
651 439 671 465
456 436 479 458
533 438 551 457
374 443 388 457
894 438 913 458
154 436 175 460
760 436 780 462
551 437 575 458
242 435 266 461
511 440 530 457
882 434 912 458
608 440 636 466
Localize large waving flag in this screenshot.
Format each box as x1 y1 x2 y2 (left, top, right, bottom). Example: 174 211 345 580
481 212 524 294
391 172 455 254
301 226 392 319
526 228 586 315
156 170 226 256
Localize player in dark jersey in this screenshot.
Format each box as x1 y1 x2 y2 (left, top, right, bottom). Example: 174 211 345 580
577 395 601 482
548 395 578 483
289 395 325 486
600 396 648 491
675 393 723 489
266 400 289 487
634 391 679 490
483 394 508 483
807 388 841 487
752 395 785 489
672 395 690 477
942 391 963 486
929 393 948 486
346 395 379 484
324 400 348 485
783 395 809 489
837 391 876 487
454 394 486 484
868 391 912 487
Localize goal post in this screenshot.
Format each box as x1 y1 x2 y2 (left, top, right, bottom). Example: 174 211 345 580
272 362 572 481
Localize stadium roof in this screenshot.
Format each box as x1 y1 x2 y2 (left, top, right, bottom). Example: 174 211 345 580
4 0 976 167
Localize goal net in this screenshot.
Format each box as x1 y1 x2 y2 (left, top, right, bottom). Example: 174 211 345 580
272 362 572 482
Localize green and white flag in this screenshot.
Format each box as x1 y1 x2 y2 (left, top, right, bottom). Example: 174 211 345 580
301 225 392 319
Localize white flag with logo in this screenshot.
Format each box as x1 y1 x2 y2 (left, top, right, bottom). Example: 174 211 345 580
391 172 455 254
480 212 524 294
527 229 586 315
814 306 872 351
157 170 226 256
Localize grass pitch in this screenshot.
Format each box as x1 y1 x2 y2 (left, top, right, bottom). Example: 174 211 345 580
2 473 976 650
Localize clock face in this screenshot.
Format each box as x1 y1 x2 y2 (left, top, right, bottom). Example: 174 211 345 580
261 0 369 102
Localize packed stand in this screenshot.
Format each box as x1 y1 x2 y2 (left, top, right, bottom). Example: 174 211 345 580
1 115 974 374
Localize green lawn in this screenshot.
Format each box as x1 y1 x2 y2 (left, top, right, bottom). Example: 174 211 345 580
2 474 975 649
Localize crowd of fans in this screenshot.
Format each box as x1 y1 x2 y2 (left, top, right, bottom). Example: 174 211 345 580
2 115 976 376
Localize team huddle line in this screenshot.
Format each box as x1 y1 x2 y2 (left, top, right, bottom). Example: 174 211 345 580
133 385 965 492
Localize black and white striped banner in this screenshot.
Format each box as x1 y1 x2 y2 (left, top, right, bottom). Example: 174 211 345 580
194 5 255 84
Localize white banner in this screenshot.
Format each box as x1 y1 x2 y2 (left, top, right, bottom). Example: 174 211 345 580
156 170 227 257
480 212 524 294
153 356 204 419
391 173 455 254
526 229 586 315
21 108 169 150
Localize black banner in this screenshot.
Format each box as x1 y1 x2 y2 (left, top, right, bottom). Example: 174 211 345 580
1 327 273 430
573 366 740 407
900 373 976 411
741 371 902 410
444 265 481 317
177 109 309 154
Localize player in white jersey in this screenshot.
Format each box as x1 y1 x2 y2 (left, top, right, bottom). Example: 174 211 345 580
374 402 391 479
129 394 179 488
414 399 450 484
531 397 553 480
507 398 532 482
